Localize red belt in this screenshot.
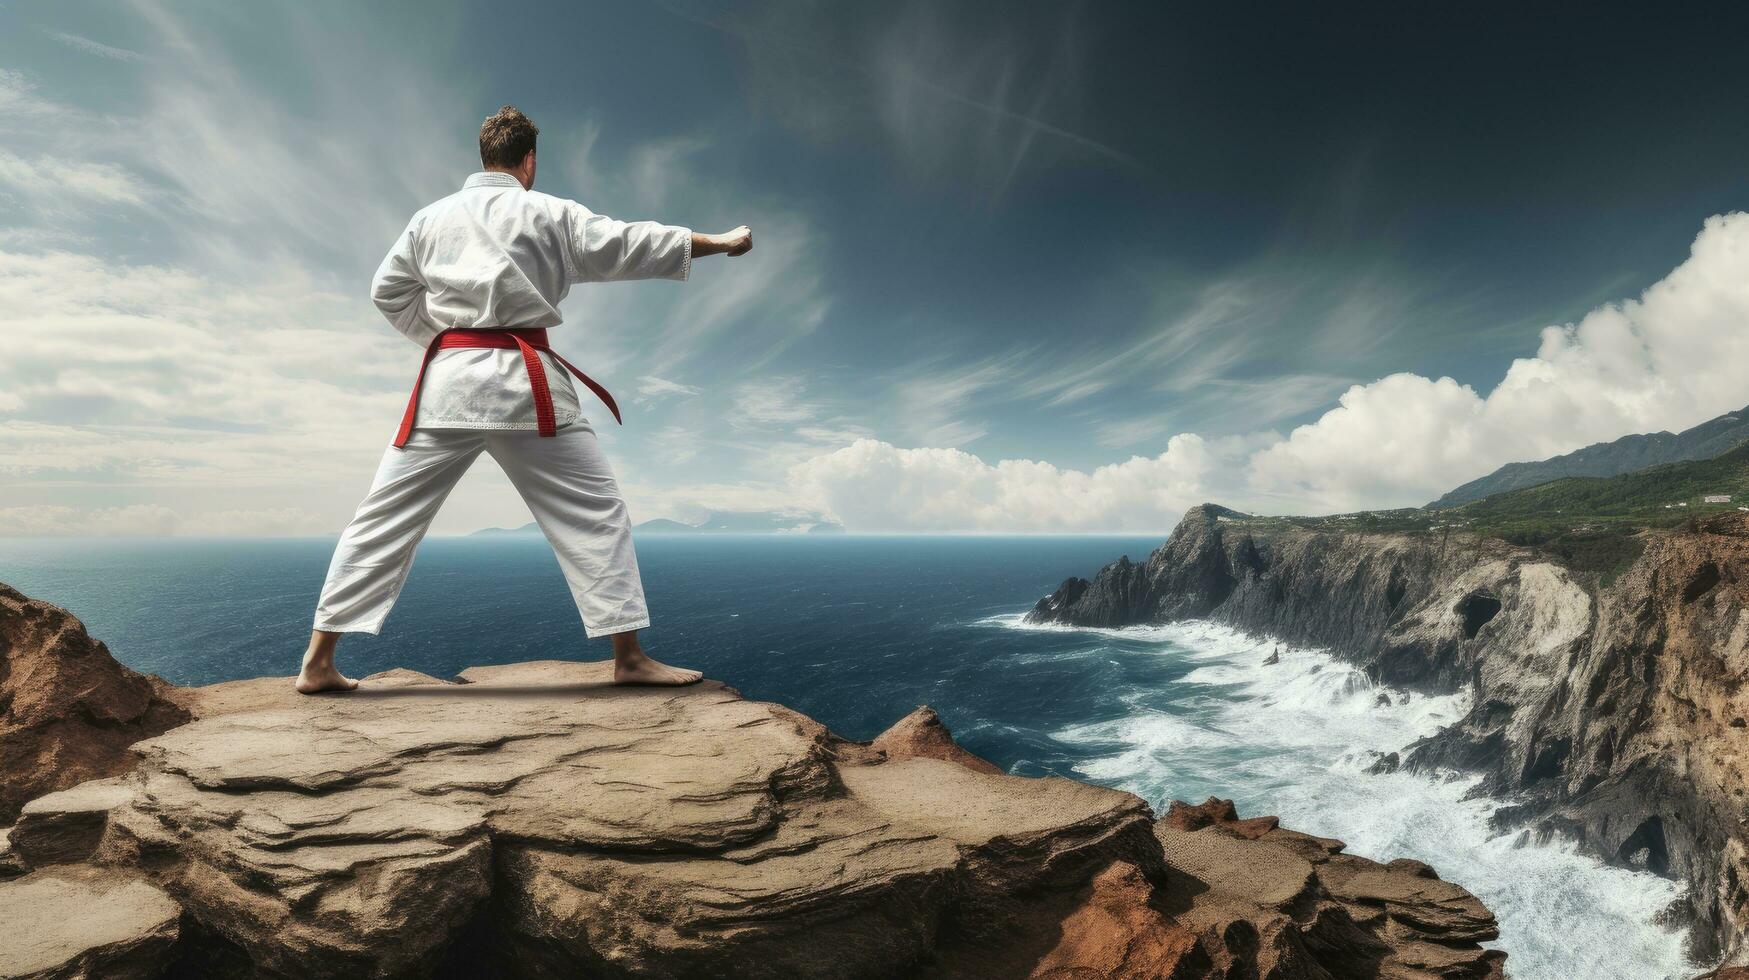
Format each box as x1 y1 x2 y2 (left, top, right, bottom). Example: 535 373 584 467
393 328 622 448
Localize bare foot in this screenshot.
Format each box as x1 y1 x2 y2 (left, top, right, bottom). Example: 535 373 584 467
295 661 359 695
613 653 703 686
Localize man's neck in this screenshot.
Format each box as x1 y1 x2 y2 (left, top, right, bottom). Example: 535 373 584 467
484 166 532 190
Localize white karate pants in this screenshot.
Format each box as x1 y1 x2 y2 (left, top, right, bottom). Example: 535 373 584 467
312 424 649 638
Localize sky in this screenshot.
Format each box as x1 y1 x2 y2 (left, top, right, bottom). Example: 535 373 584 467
1 0 1747 535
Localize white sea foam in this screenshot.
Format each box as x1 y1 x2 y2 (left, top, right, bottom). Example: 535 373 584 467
987 614 1691 980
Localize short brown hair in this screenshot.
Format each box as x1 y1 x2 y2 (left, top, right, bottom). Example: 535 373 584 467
480 105 538 168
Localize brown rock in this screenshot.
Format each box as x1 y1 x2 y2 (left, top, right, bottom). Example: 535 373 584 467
0 829 20 879
1155 802 1502 979
0 866 180 980
869 705 1003 774
13 660 1168 978
1164 796 1281 840
1323 857 1498 943
1026 861 1208 979
9 776 137 867
0 585 190 822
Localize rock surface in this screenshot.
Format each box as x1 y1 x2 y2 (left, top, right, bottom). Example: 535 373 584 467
0 865 181 980
1030 503 1749 968
868 705 1004 774
1156 799 1505 980
0 585 1506 978
0 584 190 823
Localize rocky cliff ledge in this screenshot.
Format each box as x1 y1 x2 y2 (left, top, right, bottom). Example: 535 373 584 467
0 585 190 824
1030 503 1749 968
0 585 1504 979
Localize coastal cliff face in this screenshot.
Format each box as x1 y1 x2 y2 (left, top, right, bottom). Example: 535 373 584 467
1030 503 1749 966
0 584 1504 979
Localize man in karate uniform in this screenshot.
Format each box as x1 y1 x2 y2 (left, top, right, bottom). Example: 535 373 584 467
296 106 751 694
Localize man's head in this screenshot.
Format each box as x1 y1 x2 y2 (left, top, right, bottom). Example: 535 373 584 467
480 105 538 189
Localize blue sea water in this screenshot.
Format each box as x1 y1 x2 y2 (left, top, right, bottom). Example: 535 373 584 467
1 535 1691 979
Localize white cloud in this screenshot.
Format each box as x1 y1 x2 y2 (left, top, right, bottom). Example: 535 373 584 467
9 3 1744 539
0 8 839 538
790 213 1749 530
0 151 149 211
0 249 404 436
729 377 819 428
197 507 328 535
0 69 54 118
1093 414 1173 449
0 504 179 536
0 503 325 536
634 375 702 402
1249 212 1749 511
45 31 146 62
628 137 708 209
643 424 704 466
790 435 1221 532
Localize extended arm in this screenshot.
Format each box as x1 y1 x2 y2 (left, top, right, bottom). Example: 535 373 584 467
569 202 752 283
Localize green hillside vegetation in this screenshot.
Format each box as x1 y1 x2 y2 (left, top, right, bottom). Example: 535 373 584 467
1226 439 1749 582
1454 439 1749 528
1427 404 1749 508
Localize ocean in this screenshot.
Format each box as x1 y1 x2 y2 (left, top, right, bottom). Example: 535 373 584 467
2 534 1690 979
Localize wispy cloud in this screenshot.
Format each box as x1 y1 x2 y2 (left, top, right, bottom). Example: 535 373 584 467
1092 414 1173 450
729 377 821 429
0 68 57 118
0 4 478 534
0 150 149 212
45 30 146 62
887 348 1038 447
653 210 830 374
691 0 1139 203
0 0 855 536
635 375 703 403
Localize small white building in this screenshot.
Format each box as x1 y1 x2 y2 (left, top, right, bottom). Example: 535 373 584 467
1705 494 1732 504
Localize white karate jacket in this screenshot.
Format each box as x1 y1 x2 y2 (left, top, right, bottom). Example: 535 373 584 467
371 171 692 430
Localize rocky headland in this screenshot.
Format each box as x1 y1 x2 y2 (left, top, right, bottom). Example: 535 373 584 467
1029 503 1749 970
0 582 1505 979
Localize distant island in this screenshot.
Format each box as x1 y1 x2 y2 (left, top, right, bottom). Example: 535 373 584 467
471 509 846 536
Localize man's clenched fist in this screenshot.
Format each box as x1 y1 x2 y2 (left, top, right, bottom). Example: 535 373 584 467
722 225 753 256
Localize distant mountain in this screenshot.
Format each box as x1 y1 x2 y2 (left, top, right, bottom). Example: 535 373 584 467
1450 439 1749 527
1429 405 1749 508
471 510 845 536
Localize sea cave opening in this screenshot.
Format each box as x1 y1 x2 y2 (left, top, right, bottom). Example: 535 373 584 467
1456 590 1502 640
